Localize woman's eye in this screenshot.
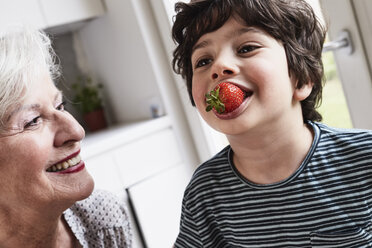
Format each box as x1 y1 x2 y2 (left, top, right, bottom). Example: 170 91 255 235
195 58 212 68
238 45 258 54
24 116 41 129
56 101 66 111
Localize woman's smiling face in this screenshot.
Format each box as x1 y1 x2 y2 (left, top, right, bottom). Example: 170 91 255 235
191 17 312 136
0 71 94 212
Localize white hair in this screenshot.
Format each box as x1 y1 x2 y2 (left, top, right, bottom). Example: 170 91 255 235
0 28 60 129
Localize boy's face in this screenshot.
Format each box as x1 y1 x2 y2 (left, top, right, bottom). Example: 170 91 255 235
190 17 312 136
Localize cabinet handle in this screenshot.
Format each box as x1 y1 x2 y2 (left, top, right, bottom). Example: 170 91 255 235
323 30 353 54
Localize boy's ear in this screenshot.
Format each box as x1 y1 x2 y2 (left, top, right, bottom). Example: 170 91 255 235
293 82 313 101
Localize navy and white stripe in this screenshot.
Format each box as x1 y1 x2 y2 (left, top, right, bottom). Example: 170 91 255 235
175 122 372 248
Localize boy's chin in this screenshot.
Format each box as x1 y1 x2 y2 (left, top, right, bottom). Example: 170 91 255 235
211 121 251 136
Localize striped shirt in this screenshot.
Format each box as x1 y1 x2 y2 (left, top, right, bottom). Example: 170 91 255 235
174 122 372 248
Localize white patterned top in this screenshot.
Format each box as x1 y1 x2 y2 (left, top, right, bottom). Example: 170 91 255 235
64 190 132 248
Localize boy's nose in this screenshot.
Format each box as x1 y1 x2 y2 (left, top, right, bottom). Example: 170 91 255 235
212 69 234 80
211 56 238 80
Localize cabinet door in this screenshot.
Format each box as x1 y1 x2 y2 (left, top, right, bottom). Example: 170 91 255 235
0 0 46 32
127 165 191 248
39 0 105 27
113 128 183 188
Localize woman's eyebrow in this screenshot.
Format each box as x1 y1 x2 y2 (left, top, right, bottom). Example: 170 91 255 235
6 90 63 121
7 104 41 121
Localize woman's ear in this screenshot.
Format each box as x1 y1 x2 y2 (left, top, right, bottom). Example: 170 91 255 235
293 83 313 101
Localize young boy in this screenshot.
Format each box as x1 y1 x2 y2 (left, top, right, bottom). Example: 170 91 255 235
172 0 372 247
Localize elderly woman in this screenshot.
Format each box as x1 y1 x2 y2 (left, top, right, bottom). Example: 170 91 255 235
0 29 131 247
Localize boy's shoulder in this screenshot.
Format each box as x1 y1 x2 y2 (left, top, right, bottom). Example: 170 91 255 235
312 121 372 148
192 145 231 177
315 121 372 134
183 146 232 196
314 121 372 139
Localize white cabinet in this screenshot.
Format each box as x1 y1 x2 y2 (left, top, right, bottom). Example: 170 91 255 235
113 128 182 187
0 0 47 32
81 116 191 247
0 0 105 34
39 0 105 28
81 116 183 191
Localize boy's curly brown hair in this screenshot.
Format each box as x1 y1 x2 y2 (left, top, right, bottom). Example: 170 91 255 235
172 0 327 122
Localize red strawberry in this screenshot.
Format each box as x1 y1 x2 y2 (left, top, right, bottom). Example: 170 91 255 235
205 82 245 114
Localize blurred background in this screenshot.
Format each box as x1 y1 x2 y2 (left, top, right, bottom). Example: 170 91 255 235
1 0 372 247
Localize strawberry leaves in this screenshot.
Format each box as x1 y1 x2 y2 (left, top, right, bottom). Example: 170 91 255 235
205 87 225 113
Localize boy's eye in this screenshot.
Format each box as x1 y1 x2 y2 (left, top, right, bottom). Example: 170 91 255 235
238 45 258 54
24 116 41 129
195 58 212 68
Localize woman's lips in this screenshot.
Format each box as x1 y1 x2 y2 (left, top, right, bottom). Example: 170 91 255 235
46 151 82 173
55 150 80 165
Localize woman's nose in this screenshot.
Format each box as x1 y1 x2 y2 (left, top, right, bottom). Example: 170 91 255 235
53 112 85 147
211 55 238 80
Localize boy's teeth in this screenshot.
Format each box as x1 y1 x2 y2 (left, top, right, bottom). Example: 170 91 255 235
47 154 81 172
